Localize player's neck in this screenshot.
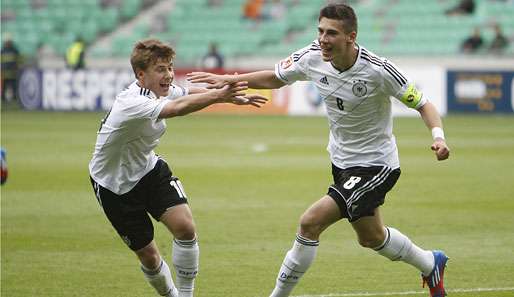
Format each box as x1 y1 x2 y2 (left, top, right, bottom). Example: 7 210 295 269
331 46 358 73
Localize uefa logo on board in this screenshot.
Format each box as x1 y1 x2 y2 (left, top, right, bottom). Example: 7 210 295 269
18 68 42 110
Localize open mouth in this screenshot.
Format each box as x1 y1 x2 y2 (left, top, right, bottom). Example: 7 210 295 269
160 82 170 89
320 45 332 56
321 48 332 59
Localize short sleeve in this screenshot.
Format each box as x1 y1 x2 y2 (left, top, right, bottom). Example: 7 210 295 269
121 95 168 121
167 84 189 100
382 60 427 109
274 43 316 84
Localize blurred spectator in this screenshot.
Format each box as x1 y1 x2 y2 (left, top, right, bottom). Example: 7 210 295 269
101 0 120 8
1 35 21 103
152 13 168 33
489 23 509 54
201 42 224 70
266 0 287 20
460 27 484 53
207 0 223 7
445 0 475 16
66 37 86 70
1 10 16 22
31 0 47 9
243 0 265 21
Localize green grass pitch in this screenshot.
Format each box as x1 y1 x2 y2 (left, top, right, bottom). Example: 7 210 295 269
1 110 514 297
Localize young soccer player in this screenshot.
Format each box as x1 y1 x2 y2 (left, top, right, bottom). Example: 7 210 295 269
187 4 450 297
88 38 266 297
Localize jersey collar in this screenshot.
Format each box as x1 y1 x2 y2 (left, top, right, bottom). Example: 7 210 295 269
134 81 158 99
330 44 361 74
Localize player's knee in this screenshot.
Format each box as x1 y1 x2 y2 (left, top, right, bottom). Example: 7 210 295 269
173 222 196 240
357 234 384 248
299 213 323 238
136 245 161 269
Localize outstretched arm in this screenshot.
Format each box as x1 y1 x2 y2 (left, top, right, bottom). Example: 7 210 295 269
417 101 450 161
159 82 267 118
187 70 286 90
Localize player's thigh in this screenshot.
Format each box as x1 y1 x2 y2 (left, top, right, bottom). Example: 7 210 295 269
159 204 196 240
90 178 155 251
300 195 342 233
143 160 189 221
350 207 386 247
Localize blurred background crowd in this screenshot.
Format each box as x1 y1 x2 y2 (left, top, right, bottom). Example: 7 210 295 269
1 0 513 104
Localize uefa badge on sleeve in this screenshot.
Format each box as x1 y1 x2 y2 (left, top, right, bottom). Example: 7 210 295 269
280 57 293 69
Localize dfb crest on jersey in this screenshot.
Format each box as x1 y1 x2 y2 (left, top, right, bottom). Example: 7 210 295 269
352 80 367 97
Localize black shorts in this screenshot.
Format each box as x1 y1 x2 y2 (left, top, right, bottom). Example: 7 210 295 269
327 164 400 222
90 159 188 251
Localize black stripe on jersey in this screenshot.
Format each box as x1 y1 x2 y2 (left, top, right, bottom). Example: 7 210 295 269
292 43 320 62
140 87 150 96
293 48 320 62
361 48 380 59
293 50 310 62
361 50 385 67
384 62 407 86
384 61 407 85
360 54 383 67
304 42 320 52
361 50 383 66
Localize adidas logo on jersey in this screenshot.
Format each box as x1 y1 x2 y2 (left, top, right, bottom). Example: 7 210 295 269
319 76 329 85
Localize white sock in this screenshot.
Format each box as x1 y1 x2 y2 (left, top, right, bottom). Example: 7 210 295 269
269 234 319 297
374 227 435 275
141 258 178 297
172 237 199 297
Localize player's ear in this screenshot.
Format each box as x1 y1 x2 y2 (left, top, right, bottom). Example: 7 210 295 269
347 31 357 43
136 69 144 81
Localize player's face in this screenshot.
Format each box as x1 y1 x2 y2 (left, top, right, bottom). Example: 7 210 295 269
317 17 356 64
138 58 174 97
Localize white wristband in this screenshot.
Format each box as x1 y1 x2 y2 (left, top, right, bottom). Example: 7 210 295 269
431 127 445 140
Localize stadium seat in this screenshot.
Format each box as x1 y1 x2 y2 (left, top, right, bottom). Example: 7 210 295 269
2 0 512 61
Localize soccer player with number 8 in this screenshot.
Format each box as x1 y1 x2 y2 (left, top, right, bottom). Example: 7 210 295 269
187 4 450 297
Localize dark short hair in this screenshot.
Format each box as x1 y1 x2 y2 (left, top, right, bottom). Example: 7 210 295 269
130 38 175 77
319 4 358 33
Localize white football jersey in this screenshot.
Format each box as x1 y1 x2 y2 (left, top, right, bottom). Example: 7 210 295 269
89 80 188 195
275 41 426 169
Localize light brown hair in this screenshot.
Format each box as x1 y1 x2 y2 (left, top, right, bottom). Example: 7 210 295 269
130 39 175 77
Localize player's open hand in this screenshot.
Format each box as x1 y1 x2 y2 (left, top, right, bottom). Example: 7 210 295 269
431 139 450 161
187 72 229 89
229 94 268 108
215 81 248 99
